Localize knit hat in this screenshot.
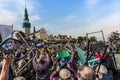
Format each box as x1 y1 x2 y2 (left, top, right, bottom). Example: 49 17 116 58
59 68 71 79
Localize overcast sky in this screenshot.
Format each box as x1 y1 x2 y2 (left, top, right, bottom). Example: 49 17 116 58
0 0 120 40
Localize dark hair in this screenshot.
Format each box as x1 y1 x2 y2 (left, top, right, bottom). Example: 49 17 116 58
39 59 45 64
97 51 100 54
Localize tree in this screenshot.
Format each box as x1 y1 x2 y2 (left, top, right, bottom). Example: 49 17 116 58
108 31 120 43
89 36 97 42
78 36 86 42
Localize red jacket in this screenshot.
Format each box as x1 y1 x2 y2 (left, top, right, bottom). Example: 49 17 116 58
95 54 102 59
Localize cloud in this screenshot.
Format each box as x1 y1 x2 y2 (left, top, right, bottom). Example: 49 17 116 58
0 10 17 24
64 15 77 22
85 0 100 7
30 15 41 22
59 12 120 41
86 0 100 6
17 0 38 12
0 11 23 31
0 0 40 31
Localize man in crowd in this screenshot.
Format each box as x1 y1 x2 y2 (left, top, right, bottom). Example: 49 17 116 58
77 66 95 80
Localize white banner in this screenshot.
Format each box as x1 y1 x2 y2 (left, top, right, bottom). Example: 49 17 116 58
0 25 13 40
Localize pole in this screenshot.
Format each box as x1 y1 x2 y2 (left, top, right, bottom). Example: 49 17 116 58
101 30 105 44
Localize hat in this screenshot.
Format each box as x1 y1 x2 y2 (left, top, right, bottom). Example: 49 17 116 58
59 68 71 79
96 64 108 74
13 76 26 80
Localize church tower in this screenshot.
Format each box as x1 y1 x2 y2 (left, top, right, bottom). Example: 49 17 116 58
22 7 31 35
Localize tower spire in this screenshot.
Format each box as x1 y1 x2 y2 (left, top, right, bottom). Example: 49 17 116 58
22 0 31 36
24 0 29 22
24 7 29 21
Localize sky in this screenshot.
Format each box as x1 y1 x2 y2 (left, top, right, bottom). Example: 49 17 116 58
0 0 120 41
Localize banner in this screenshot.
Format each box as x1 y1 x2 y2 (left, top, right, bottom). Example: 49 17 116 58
0 24 13 41
3 41 14 50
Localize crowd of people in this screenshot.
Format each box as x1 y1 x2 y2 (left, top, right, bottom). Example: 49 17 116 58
0 39 119 80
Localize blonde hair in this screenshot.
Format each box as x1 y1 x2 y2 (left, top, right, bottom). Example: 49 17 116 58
59 68 71 79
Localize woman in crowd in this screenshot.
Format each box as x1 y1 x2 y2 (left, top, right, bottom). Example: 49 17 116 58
50 63 77 80
33 50 51 80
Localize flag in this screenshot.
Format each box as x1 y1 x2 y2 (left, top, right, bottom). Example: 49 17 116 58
0 24 13 41
57 50 70 58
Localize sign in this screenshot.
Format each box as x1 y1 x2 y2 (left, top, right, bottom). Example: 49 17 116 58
0 25 13 41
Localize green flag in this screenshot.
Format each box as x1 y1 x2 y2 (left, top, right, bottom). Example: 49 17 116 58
57 50 70 58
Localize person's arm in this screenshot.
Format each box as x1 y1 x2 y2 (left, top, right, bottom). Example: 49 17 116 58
50 71 58 80
69 50 75 63
0 55 11 80
45 54 50 65
50 65 60 80
50 54 55 66
67 63 77 77
32 55 39 71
